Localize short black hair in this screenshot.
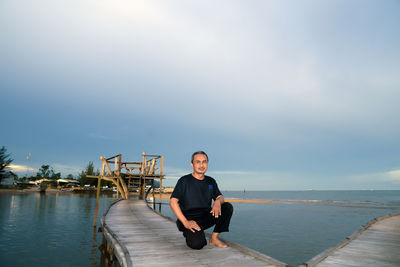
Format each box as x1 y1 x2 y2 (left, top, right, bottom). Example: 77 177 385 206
191 151 209 163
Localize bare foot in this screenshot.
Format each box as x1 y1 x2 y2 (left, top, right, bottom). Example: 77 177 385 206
209 238 228 248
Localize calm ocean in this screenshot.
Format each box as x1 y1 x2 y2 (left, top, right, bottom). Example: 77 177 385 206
1 190 399 266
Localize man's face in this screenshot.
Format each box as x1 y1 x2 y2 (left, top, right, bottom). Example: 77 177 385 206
191 154 208 175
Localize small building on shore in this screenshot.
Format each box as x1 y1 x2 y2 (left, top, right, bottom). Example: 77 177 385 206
57 179 80 187
30 178 51 186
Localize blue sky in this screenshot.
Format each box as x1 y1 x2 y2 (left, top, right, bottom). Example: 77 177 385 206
1 0 400 190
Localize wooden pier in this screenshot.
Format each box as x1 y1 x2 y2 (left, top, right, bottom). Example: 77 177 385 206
303 213 400 267
100 200 288 267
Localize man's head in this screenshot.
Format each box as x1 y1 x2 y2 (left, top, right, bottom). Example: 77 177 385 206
191 151 209 176
191 151 209 163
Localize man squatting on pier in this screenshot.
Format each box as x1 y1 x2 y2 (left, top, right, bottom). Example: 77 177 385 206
170 151 233 249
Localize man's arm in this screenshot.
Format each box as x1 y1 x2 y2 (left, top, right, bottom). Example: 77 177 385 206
216 195 224 204
210 195 224 218
169 197 200 232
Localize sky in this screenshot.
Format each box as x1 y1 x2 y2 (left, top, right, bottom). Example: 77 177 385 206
1 0 400 190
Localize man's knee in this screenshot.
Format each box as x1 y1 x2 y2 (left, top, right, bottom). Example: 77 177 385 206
222 202 233 214
185 230 207 250
186 236 207 250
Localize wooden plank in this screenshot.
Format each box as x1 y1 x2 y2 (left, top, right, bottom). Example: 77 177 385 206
106 154 122 161
100 156 113 175
304 213 400 267
102 200 288 267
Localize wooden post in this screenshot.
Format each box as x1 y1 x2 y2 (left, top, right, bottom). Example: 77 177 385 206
160 156 164 176
118 176 129 200
152 179 155 210
118 154 122 174
100 159 105 177
93 158 106 227
101 157 113 176
114 156 129 199
93 176 102 228
116 178 120 199
149 159 156 175
159 177 163 212
142 152 146 175
114 157 118 175
139 152 145 199
160 155 164 211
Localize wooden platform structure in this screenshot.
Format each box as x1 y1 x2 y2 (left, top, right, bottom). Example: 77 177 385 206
100 200 289 267
95 153 164 200
90 153 165 227
303 213 400 267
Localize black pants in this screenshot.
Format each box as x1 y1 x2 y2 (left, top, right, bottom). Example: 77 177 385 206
176 202 233 250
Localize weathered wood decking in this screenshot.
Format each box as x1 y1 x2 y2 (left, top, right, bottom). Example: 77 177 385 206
303 213 400 267
101 200 288 267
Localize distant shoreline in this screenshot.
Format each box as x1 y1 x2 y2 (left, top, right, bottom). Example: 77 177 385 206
0 188 116 194
0 189 277 204
148 193 278 203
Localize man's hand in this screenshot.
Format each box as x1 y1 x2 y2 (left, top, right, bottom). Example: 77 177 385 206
170 198 199 232
184 220 201 232
210 199 222 218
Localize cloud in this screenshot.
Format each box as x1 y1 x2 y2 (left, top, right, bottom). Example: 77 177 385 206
2 0 399 143
164 168 309 190
8 164 34 173
52 163 82 176
163 168 277 189
208 170 253 176
386 170 400 182
350 169 400 184
212 169 307 190
164 167 189 180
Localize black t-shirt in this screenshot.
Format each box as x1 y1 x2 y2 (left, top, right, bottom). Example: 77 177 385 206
171 174 222 216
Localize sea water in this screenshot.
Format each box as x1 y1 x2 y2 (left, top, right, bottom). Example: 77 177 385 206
1 190 399 266
0 191 114 267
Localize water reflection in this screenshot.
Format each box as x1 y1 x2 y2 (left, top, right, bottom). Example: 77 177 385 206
90 227 99 266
